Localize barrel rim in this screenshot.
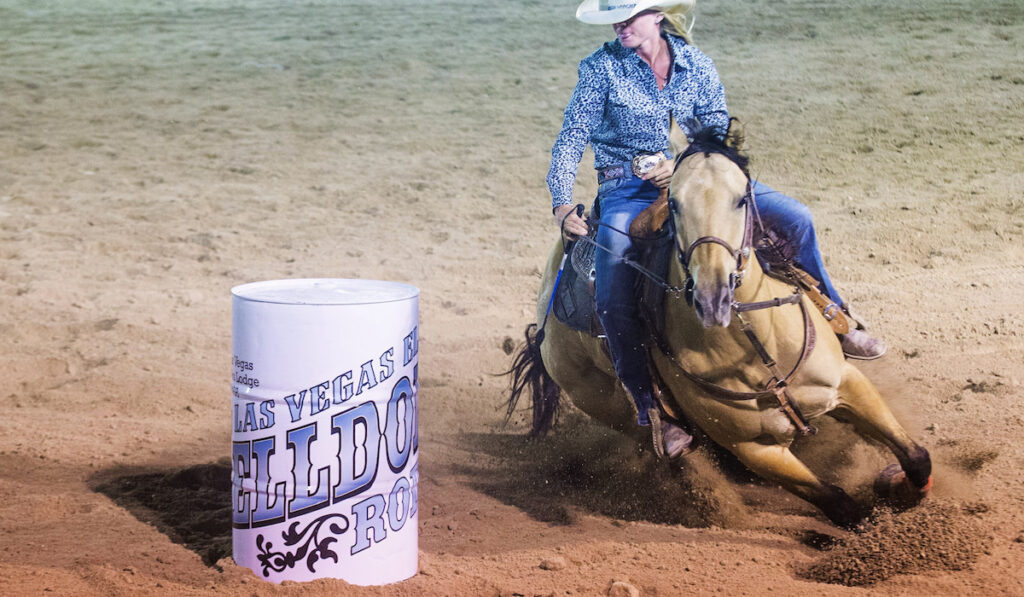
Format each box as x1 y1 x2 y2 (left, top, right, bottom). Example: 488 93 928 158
231 278 419 306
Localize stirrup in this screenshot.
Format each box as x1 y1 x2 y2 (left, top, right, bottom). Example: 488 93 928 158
649 409 665 459
842 304 870 331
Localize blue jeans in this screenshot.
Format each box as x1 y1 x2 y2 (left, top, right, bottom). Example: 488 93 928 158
751 181 844 306
593 173 843 427
594 173 661 426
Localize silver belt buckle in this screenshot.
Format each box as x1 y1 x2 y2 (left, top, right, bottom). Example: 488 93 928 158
631 151 667 177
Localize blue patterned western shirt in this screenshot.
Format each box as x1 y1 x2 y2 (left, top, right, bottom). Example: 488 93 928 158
547 35 730 209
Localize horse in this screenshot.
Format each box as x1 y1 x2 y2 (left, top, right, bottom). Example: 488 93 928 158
507 119 932 528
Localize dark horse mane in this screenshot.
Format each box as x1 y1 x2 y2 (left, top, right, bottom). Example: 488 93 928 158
677 119 750 178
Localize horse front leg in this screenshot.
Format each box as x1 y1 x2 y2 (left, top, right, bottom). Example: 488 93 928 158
832 362 932 508
730 440 865 528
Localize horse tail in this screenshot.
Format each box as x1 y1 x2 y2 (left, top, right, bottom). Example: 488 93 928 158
504 324 561 436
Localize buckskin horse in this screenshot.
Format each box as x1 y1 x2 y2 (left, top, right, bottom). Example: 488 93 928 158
507 119 931 528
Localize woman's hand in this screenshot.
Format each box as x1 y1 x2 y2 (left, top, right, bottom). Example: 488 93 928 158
641 158 674 189
553 204 589 238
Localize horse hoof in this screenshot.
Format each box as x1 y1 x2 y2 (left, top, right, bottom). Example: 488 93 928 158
873 463 931 509
823 484 867 529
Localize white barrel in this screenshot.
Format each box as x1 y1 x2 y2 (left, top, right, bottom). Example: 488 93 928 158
230 279 419 585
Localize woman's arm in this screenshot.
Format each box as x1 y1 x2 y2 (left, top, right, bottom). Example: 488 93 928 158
692 54 730 137
547 59 607 212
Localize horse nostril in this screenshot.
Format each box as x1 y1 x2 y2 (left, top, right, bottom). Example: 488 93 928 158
716 287 733 326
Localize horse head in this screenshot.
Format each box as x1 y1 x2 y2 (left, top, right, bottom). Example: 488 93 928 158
668 117 751 328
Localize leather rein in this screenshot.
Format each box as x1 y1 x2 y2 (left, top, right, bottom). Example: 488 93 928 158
655 150 818 436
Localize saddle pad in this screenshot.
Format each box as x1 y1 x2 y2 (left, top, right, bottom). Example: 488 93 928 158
553 226 604 335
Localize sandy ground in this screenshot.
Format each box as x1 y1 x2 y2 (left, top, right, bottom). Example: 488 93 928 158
2 0 1023 595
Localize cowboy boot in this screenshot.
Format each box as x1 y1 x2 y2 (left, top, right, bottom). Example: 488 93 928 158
662 419 694 459
838 305 887 360
840 329 887 360
648 409 694 460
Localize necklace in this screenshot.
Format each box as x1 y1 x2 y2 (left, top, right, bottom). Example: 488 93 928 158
653 59 669 88
641 41 671 89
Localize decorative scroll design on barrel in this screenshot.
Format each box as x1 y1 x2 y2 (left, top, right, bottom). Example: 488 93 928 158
255 513 350 576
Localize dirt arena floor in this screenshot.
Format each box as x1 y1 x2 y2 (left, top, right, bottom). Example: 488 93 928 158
2 0 1023 595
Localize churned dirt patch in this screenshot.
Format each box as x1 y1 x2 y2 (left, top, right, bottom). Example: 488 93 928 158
462 415 749 528
799 500 992 586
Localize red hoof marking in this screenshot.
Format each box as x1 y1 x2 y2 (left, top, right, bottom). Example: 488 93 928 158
919 475 933 494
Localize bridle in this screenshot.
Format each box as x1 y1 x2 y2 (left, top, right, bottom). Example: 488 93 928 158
667 149 760 305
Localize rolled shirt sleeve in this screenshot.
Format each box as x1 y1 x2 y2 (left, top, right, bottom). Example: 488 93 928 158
547 60 607 211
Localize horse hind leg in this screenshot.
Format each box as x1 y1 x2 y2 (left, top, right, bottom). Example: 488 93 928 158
552 360 640 437
510 318 639 439
833 362 932 508
730 440 865 528
532 312 644 438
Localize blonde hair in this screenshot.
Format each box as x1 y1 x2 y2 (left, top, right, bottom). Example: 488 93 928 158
659 6 696 43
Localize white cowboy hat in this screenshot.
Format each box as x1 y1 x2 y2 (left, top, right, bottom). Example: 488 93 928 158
575 0 695 25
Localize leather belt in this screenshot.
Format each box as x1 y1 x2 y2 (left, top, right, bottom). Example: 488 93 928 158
597 162 631 184
597 152 668 184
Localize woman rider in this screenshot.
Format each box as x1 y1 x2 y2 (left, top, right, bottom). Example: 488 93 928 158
548 0 886 454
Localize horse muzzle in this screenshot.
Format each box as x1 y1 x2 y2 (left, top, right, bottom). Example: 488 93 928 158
692 279 734 328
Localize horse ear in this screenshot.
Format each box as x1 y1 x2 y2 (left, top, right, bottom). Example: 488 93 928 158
725 117 745 150
668 113 689 156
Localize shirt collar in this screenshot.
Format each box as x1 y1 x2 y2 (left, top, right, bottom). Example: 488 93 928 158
666 34 689 70
613 34 689 71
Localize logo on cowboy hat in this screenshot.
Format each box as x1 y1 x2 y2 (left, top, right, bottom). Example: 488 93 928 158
575 0 695 25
